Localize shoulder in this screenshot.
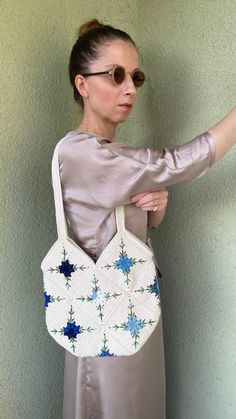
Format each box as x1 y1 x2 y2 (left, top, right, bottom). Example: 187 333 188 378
58 131 151 167
58 131 96 161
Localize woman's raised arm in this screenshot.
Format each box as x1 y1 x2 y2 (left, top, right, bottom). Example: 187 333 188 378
208 107 236 162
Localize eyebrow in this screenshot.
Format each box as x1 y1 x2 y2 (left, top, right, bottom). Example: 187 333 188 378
104 64 140 72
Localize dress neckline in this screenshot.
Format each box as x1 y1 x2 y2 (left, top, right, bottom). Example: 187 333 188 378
73 130 114 143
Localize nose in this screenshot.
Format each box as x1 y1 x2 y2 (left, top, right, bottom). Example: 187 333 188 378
123 74 137 96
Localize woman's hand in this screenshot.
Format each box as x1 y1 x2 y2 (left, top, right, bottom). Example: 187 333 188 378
130 188 169 212
130 188 169 228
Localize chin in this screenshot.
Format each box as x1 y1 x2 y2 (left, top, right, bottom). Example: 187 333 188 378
114 115 129 124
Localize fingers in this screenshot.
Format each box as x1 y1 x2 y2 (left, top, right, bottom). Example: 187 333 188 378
130 191 151 203
138 198 168 211
130 188 169 204
130 189 169 211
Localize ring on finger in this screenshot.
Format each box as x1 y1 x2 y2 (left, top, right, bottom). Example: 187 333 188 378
153 205 158 212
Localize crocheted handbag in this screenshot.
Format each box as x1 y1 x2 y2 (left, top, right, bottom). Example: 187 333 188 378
41 136 162 357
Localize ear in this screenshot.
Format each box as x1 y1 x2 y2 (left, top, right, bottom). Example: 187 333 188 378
75 75 88 99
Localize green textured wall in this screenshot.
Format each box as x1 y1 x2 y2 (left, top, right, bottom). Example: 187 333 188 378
136 3 236 419
0 1 235 419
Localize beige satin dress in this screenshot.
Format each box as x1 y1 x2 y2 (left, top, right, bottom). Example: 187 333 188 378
59 131 215 419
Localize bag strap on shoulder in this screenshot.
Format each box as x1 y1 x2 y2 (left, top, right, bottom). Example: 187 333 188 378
52 138 68 239
51 137 126 240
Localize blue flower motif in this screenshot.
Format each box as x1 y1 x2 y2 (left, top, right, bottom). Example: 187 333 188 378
150 279 159 297
98 349 115 357
59 259 75 278
125 315 142 335
44 291 51 307
63 321 81 340
115 254 133 273
91 290 106 305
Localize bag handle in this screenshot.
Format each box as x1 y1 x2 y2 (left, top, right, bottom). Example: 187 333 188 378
52 138 68 239
51 137 126 240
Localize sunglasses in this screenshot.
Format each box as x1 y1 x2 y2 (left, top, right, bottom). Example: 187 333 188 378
81 65 145 88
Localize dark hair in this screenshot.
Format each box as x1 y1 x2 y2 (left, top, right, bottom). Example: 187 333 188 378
68 19 136 105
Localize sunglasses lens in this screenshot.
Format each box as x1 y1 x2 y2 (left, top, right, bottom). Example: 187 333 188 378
113 66 125 84
132 70 145 87
112 67 145 87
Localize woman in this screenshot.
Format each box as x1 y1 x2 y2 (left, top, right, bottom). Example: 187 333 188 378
59 19 235 419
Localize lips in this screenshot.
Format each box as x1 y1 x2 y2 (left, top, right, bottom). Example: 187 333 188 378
118 103 132 110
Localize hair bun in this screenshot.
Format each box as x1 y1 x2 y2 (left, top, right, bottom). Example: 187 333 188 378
78 19 104 37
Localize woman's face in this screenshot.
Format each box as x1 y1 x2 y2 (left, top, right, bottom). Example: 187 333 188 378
78 40 140 126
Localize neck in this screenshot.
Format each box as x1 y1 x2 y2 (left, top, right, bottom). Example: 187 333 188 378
78 116 117 142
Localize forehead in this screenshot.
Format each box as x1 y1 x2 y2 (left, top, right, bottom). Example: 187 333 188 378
94 40 139 69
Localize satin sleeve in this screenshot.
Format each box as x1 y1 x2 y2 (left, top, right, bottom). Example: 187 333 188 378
59 131 215 209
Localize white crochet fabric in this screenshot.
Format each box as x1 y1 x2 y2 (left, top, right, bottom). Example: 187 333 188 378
41 137 161 357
